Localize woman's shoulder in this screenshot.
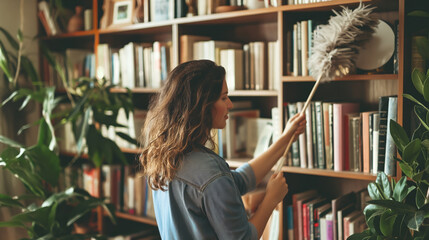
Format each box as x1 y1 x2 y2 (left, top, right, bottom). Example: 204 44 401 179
175 147 231 190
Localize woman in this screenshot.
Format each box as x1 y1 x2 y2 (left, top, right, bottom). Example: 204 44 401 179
140 60 306 239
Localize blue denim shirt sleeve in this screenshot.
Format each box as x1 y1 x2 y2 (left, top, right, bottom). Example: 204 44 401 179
231 163 257 195
201 167 258 240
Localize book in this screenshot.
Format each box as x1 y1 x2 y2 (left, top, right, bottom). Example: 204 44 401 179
314 203 331 240
343 211 362 239
220 48 244 91
325 212 334 240
333 103 360 171
287 205 294 240
336 203 355 240
297 102 308 168
253 122 273 158
315 101 325 169
305 102 314 168
292 190 318 240
384 96 398 176
372 113 380 174
349 115 361 172
225 109 260 158
361 111 377 173
377 96 393 173
331 192 356 240
288 103 300 166
323 102 334 170
179 35 210 63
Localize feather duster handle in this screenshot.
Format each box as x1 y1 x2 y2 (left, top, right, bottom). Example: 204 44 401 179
275 3 378 173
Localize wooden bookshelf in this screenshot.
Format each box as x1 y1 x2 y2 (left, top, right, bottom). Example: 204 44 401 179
39 0 408 239
115 212 157 226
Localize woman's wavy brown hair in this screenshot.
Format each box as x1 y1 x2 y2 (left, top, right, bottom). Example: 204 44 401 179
140 60 226 190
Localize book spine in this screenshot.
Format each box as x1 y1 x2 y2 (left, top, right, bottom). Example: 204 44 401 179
297 102 308 168
377 96 390 173
384 97 398 176
306 103 314 168
315 102 325 169
312 102 319 168
288 103 301 166
372 113 380 174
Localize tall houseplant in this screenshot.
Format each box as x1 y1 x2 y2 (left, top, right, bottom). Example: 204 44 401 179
349 10 429 240
0 2 136 239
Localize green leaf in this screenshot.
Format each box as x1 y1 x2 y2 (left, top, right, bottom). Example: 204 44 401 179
390 120 409 153
416 185 427 209
416 36 429 61
415 105 429 131
0 27 19 49
380 210 396 237
348 231 372 240
376 172 392 199
409 10 429 18
17 29 23 42
20 55 41 86
367 200 416 214
393 176 408 202
402 139 421 164
413 68 425 95
0 135 23 148
398 160 414 178
0 39 13 82
404 94 429 112
27 144 60 187
407 210 425 231
115 132 138 146
368 182 383 200
18 95 31 111
0 193 24 208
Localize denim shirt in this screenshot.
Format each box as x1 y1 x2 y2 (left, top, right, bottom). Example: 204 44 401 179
152 146 258 240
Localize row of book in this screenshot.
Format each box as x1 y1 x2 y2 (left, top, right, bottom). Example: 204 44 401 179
38 1 61 36
286 189 369 240
43 49 95 88
214 101 282 159
286 18 398 77
60 164 156 220
287 0 332 5
97 41 173 89
181 36 280 91
284 96 398 176
57 104 148 153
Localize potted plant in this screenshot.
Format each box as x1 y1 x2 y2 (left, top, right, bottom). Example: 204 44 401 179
349 10 429 240
0 4 136 239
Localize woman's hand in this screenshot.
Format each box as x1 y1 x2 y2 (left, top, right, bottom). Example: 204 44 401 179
283 113 306 142
264 172 288 208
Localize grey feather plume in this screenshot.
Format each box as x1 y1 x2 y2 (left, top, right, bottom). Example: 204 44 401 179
308 4 379 82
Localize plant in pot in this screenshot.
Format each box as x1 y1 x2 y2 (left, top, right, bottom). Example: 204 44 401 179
0 6 136 240
348 10 429 240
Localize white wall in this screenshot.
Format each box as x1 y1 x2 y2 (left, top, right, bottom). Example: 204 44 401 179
0 0 38 239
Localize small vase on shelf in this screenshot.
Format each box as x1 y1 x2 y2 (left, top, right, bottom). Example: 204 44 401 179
67 6 84 33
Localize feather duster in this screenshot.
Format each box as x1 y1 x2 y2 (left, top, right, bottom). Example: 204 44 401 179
275 3 379 173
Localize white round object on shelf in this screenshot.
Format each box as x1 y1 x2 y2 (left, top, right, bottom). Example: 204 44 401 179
355 20 395 70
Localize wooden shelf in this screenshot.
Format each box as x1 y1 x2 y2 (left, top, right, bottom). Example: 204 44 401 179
110 88 160 94
229 90 278 97
121 147 140 154
41 30 96 39
280 0 372 12
115 212 157 226
227 159 377 181
282 74 398 82
280 166 377 181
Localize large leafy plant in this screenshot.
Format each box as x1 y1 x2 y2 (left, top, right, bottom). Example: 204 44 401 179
0 4 136 239
349 10 429 240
